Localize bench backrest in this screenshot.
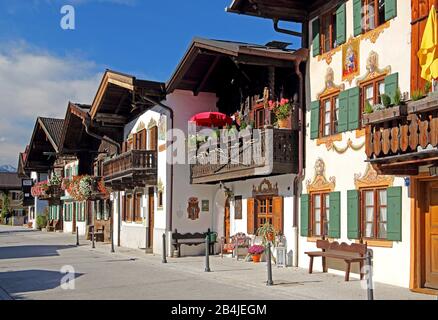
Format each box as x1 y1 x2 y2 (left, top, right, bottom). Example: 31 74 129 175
316 240 367 257
172 229 208 241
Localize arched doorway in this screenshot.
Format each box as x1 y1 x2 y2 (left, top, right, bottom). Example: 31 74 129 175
224 198 231 242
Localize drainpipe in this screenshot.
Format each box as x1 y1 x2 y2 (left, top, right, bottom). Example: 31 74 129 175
273 19 303 38
140 96 174 235
292 60 305 268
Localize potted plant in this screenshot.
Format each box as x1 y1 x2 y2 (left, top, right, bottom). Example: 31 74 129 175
362 88 408 126
269 98 292 129
256 222 277 243
248 244 265 263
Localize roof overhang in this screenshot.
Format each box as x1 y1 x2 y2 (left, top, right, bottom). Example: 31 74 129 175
90 70 166 121
227 0 345 22
167 38 308 94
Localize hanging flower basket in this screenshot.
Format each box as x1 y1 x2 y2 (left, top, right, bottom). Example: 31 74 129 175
31 180 49 198
67 176 94 201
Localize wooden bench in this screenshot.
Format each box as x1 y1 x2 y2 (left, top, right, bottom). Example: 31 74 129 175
46 220 54 232
305 240 367 282
172 229 215 257
47 220 60 232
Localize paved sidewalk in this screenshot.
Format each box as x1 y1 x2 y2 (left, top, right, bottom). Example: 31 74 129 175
0 225 435 300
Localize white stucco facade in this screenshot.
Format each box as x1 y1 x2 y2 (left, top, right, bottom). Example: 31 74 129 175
299 0 412 287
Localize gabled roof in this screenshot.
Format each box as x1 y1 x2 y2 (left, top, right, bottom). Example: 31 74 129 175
0 172 21 190
226 0 339 22
167 37 308 94
39 117 64 150
89 69 166 121
24 117 64 171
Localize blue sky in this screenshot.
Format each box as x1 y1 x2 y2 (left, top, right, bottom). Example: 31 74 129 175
0 0 300 166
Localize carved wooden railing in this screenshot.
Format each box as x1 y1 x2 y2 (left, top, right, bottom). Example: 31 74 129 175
365 102 438 159
103 150 157 181
191 129 297 181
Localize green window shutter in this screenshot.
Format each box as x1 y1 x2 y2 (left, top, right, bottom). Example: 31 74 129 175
329 192 341 238
353 0 363 36
387 187 402 241
75 165 79 176
312 18 320 57
347 190 360 239
336 3 347 45
338 90 349 133
384 73 399 104
348 87 360 131
310 100 320 139
300 194 310 237
385 0 397 21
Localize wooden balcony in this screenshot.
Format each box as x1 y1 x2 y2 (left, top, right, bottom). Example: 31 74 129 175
103 150 157 190
365 95 438 175
191 128 298 184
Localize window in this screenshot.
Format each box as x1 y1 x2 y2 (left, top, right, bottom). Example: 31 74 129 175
256 197 273 229
321 9 338 54
157 190 163 209
255 107 265 129
361 76 385 113
134 193 142 222
103 200 110 221
320 94 340 137
362 0 386 32
234 196 242 220
96 200 102 220
311 193 330 237
148 126 158 151
124 194 133 222
11 192 20 201
361 188 388 239
76 202 86 222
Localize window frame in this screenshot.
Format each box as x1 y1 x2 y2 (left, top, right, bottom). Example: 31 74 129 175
310 192 330 238
319 92 340 137
362 0 386 33
320 8 338 54
360 187 388 240
255 196 274 230
360 75 385 120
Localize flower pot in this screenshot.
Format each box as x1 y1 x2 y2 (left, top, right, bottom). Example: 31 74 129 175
277 118 289 129
252 254 261 263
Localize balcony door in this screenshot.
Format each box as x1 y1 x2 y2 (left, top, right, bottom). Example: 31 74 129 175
424 181 438 289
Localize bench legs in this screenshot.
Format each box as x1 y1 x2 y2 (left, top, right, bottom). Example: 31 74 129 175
309 256 314 274
322 257 327 273
345 261 351 282
359 260 364 280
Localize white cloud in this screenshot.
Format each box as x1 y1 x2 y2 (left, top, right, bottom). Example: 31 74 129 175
0 41 102 166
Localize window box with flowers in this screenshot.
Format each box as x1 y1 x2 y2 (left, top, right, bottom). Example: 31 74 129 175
362 87 407 126
269 98 293 129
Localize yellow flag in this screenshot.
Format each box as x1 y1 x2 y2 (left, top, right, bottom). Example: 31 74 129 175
418 5 438 82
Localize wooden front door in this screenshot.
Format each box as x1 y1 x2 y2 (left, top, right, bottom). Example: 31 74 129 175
425 181 438 289
148 187 154 248
411 0 438 92
224 198 231 242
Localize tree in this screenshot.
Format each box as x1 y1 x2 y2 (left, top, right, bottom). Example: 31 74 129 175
1 192 10 224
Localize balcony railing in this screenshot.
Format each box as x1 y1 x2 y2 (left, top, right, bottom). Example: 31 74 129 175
365 94 438 175
103 150 157 190
191 128 298 184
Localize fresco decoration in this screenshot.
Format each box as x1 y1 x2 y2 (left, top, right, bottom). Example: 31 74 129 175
342 37 360 84
354 163 394 189
306 158 336 193
361 21 391 44
158 115 167 141
356 51 391 85
326 138 365 154
252 179 279 197
157 178 164 192
317 67 345 99
136 121 146 132
201 200 209 212
317 45 342 65
187 197 200 220
147 118 158 130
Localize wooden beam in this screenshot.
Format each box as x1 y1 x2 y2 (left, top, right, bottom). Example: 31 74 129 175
194 56 220 96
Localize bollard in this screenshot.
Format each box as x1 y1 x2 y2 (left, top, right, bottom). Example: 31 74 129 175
110 221 115 253
76 226 79 246
266 242 274 286
205 235 211 272
91 226 95 248
145 227 149 254
162 233 167 263
366 249 374 300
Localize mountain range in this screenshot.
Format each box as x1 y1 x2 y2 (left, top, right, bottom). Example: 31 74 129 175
0 165 17 173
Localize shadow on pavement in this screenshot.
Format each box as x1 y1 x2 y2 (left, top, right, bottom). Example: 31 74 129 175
0 245 75 260
0 229 37 235
0 269 84 299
